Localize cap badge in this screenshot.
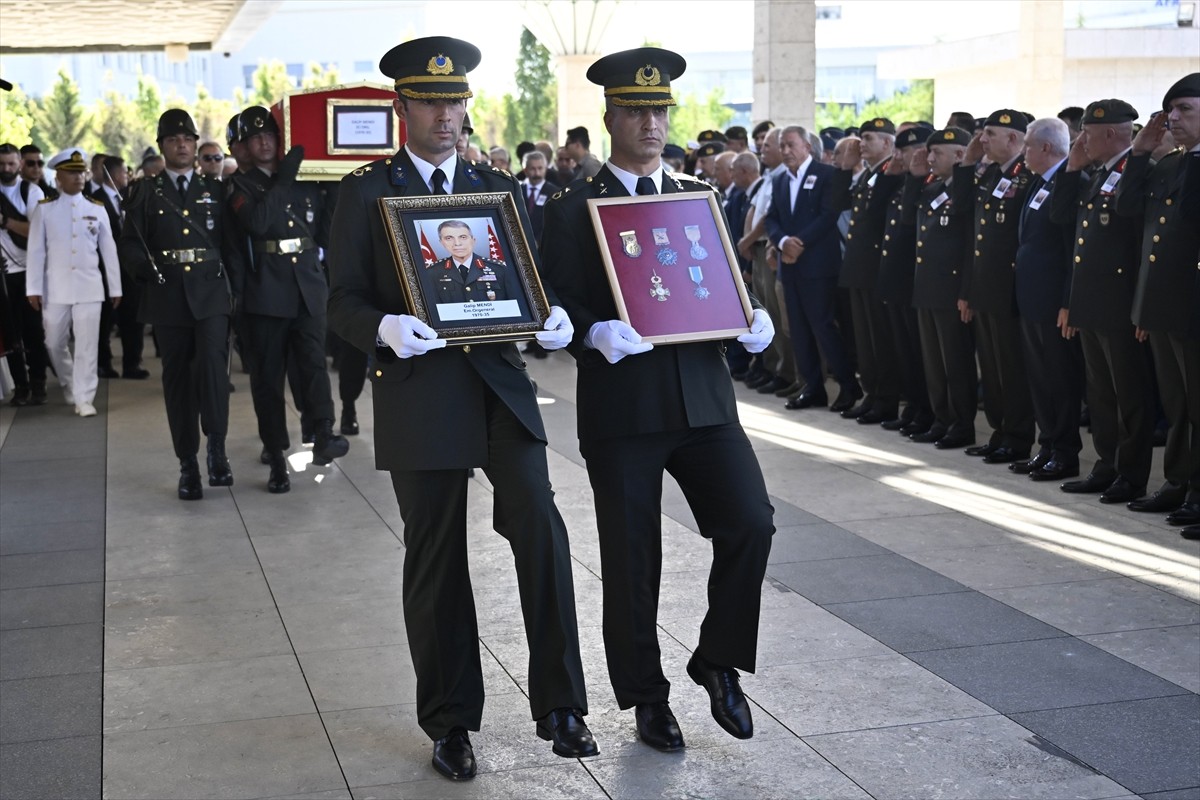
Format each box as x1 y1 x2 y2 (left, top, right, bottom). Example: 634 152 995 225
427 54 454 76
874 119 884 128
253 116 264 128
944 131 953 140
70 152 83 164
634 64 662 87
1093 107 1105 118
998 113 1011 124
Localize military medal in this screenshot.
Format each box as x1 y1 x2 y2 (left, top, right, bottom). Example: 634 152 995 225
305 206 315 224
995 211 1006 224
650 270 670 301
684 225 708 260
689 266 709 299
620 230 642 258
652 228 678 266
486 285 496 301
206 215 215 231
1099 211 1110 226
939 215 949 227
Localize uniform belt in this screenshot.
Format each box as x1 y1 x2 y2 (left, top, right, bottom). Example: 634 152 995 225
159 248 219 264
252 237 315 255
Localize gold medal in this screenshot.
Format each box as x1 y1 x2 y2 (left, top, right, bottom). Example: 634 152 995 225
650 271 670 302
620 230 642 258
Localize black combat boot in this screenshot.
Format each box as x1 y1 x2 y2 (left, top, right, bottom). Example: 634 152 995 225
178 457 203 500
266 451 290 494
313 419 349 465
207 436 234 487
340 402 359 436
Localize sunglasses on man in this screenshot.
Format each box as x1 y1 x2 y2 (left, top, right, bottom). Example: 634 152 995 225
200 154 225 163
24 159 44 167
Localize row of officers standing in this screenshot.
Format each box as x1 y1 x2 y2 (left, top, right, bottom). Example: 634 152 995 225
782 73 1198 537
20 106 351 497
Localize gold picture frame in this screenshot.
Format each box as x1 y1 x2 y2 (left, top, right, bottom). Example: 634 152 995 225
377 192 551 346
325 97 400 156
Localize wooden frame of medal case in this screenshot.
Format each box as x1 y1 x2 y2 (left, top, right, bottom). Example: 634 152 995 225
273 81 407 182
588 192 754 345
377 192 552 346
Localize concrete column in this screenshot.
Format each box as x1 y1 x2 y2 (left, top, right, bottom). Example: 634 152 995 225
1015 0 1065 115
753 0 816 128
556 53 604 156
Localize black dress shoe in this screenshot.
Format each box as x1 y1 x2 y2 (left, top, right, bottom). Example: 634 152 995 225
340 404 359 436
1180 524 1200 540
634 701 685 752
122 367 150 379
901 420 935 437
98 365 119 379
536 708 598 758
730 369 749 381
1029 460 1080 481
432 728 476 781
881 417 907 431
964 443 998 457
206 436 234 487
840 399 872 419
1010 452 1051 474
745 372 775 390
687 653 753 740
1099 477 1145 505
785 392 827 410
1127 483 1186 513
260 447 271 465
983 446 1029 465
757 376 790 395
909 427 947 444
830 383 864 413
266 451 290 494
178 457 203 501
1061 472 1114 494
934 433 975 449
774 381 803 398
857 409 897 425
1167 501 1200 527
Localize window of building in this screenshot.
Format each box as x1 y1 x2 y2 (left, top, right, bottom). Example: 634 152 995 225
286 63 304 87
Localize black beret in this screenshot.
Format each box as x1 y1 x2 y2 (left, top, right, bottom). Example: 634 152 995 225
896 127 932 148
1163 72 1200 110
1083 99 1138 125
587 47 685 107
724 126 748 141
984 109 1027 132
930 127 972 146
695 142 725 158
380 36 479 100
698 129 728 143
662 143 686 160
157 108 199 141
861 118 896 135
819 127 845 140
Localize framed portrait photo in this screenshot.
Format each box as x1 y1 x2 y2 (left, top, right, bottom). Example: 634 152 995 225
587 192 753 345
377 193 551 345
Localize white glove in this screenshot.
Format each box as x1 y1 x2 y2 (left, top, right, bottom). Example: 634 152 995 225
588 319 654 364
737 308 775 354
534 305 573 351
378 314 447 359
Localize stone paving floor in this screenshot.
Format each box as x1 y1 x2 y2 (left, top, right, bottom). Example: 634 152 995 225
1 349 1197 799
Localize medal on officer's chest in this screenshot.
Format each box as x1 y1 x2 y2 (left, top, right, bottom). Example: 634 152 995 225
650 270 670 301
485 283 496 301
995 209 1006 224
684 225 707 260
620 230 642 258
653 228 678 266
939 214 949 227
305 201 314 224
1099 211 1110 226
689 266 709 299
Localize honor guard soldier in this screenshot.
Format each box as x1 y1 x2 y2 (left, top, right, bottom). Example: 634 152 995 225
901 127 979 449
326 36 593 781
954 110 1037 465
227 106 347 493
119 110 233 499
1050 98 1152 505
26 148 122 417
538 47 776 754
1117 73 1200 529
831 118 902 425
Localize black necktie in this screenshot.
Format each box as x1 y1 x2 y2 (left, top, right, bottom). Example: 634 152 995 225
636 176 656 196
176 174 187 197
526 184 536 212
458 263 469 282
431 168 448 195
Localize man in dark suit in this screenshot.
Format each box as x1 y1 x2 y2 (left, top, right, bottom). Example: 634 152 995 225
1117 73 1200 527
91 155 148 380
326 36 593 782
518 150 559 243
1050 98 1152 505
954 110 1037 465
227 105 349 492
902 128 978 449
1013 118 1083 481
538 46 776 755
764 124 860 412
118 110 234 499
418 219 528 323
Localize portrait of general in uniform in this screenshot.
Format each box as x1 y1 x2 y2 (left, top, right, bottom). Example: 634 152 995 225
415 217 531 326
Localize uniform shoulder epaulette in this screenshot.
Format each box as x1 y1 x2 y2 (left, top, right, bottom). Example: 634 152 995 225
350 158 387 178
86 196 104 206
670 171 708 187
38 196 54 204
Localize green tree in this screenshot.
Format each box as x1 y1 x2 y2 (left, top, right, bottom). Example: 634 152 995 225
814 101 858 132
820 80 937 132
513 27 556 143
669 87 734 146
466 89 505 150
301 61 341 90
32 69 90 153
133 73 164 143
192 84 235 145
92 90 149 162
239 60 295 108
0 84 36 147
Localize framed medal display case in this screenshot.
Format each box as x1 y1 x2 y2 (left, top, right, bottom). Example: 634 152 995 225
377 192 551 346
587 193 753 344
272 82 405 181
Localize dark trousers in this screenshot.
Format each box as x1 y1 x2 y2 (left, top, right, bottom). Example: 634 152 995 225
886 300 931 423
848 286 900 414
974 310 1036 451
1149 331 1200 498
917 307 978 438
116 280 145 372
2 271 48 386
243 309 334 452
1079 327 1153 486
1020 318 1083 464
98 295 115 371
579 423 774 709
390 388 586 740
155 316 230 459
333 332 368 405
779 271 854 394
